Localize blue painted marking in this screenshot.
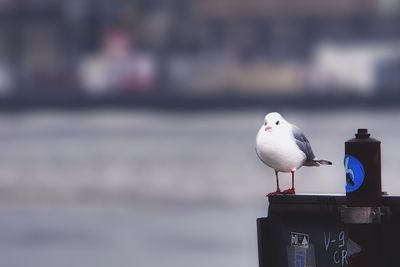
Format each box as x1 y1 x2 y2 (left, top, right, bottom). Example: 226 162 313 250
344 155 365 193
295 250 306 267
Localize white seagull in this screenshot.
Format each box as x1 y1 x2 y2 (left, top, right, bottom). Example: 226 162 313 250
256 112 332 196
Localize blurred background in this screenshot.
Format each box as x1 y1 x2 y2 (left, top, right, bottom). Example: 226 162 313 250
0 0 399 267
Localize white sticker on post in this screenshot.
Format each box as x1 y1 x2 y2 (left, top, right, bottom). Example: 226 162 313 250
291 232 309 248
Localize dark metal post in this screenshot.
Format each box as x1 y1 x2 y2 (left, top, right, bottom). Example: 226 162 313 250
343 128 382 267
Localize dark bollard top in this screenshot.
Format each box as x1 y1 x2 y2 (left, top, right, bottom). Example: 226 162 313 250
347 128 380 144
355 128 370 138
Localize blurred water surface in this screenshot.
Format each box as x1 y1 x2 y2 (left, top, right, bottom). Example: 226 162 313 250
0 109 399 267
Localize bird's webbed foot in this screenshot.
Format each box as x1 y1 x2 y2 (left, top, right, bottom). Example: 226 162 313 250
282 188 295 195
267 190 282 197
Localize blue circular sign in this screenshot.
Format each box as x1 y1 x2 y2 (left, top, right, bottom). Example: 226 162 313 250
344 155 365 193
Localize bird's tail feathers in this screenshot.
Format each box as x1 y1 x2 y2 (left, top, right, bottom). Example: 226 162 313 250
304 159 332 166
314 159 332 165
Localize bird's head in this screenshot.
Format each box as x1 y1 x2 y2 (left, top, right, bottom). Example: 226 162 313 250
262 112 288 132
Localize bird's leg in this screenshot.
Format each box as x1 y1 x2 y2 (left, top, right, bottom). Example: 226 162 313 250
291 170 295 190
275 171 281 192
282 169 296 195
267 171 282 197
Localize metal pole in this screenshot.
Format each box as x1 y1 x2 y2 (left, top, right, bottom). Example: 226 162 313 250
343 128 383 267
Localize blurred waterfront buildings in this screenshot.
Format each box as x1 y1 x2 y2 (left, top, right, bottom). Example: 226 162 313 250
0 0 397 102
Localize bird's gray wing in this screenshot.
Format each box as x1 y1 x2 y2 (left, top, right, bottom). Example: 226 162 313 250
292 126 315 161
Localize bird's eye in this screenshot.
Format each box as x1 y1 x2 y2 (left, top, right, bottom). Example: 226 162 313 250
276 121 280 125
264 122 267 126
